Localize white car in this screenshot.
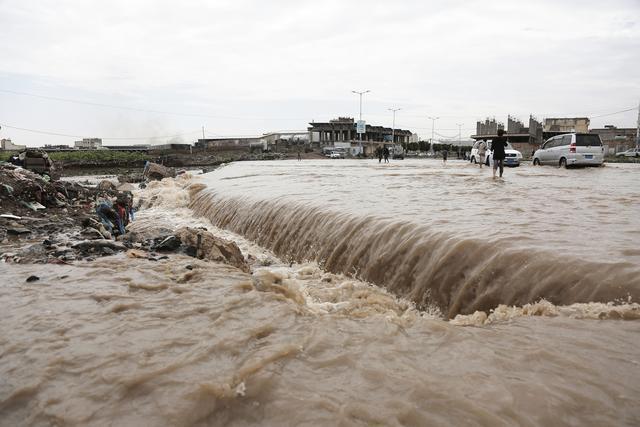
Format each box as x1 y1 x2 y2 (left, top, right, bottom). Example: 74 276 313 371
533 133 604 168
616 148 640 158
328 151 344 159
470 140 522 166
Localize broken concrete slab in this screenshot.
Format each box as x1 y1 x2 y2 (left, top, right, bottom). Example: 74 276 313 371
174 226 249 272
6 227 31 235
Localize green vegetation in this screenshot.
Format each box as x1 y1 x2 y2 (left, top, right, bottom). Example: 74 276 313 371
1 149 150 163
0 151 19 161
48 150 149 162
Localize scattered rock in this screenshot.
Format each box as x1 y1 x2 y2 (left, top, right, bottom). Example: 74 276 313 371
116 182 136 192
126 249 148 259
72 240 127 252
143 162 176 181
26 275 40 282
97 180 116 191
174 226 249 272
153 235 181 251
6 227 31 235
101 247 116 256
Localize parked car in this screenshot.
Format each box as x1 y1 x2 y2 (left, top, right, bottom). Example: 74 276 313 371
328 151 344 159
616 148 640 158
469 140 522 166
532 133 604 168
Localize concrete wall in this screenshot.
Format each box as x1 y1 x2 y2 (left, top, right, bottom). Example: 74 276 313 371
590 126 637 154
543 118 589 133
0 139 26 151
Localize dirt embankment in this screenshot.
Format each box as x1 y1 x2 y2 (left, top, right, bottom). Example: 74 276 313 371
57 151 293 176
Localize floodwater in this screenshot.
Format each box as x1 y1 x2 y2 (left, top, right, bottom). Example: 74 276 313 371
1 160 640 426
193 159 640 316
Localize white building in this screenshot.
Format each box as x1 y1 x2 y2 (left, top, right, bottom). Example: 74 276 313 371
1 138 26 151
74 138 103 149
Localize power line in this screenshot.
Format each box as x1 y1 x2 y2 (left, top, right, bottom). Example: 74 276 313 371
0 123 200 140
0 89 309 121
4 89 637 122
589 107 637 119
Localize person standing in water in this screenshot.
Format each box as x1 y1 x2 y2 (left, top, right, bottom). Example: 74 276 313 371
492 129 508 178
442 149 448 165
477 139 487 168
383 146 390 163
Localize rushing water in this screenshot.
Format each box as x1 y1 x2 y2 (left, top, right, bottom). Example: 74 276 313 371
192 159 640 317
2 161 640 426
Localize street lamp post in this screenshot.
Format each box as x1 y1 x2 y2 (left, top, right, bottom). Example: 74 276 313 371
389 108 401 144
456 123 463 144
428 116 439 151
352 90 370 145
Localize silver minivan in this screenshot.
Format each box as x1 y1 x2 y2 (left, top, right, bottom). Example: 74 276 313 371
533 133 604 167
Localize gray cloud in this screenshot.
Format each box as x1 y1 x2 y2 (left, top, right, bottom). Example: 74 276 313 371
0 0 638 145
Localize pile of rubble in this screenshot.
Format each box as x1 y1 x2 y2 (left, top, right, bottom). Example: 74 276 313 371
1 163 249 272
0 163 126 262
1 163 91 215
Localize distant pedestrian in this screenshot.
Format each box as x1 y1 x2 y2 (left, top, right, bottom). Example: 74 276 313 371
377 146 383 163
492 129 508 178
477 139 487 168
297 146 302 161
383 146 390 163
442 149 448 165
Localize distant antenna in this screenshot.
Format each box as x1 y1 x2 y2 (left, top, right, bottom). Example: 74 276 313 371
636 100 640 148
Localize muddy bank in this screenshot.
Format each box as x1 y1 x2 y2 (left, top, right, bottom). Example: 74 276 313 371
57 151 288 177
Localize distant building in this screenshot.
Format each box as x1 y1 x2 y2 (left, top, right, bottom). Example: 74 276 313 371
308 117 413 145
102 144 150 152
476 118 502 136
543 117 590 133
149 143 192 153
472 116 544 157
0 138 26 151
43 144 72 151
590 125 638 154
74 138 103 150
195 137 264 151
307 117 414 156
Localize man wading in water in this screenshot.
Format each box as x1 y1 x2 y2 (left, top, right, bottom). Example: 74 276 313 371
492 129 508 178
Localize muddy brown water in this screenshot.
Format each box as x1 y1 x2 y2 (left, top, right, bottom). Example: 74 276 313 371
1 160 639 426
192 159 640 317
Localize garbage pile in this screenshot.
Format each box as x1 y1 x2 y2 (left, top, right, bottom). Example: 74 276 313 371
7 148 59 180
0 163 135 263
1 163 249 271
0 162 92 217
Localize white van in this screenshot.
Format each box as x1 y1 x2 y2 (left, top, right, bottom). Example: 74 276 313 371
533 133 604 168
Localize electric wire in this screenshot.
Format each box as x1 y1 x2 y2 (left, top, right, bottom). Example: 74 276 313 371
0 123 201 140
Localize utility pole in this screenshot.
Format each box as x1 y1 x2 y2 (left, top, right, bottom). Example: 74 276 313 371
428 116 439 151
636 100 640 148
456 123 463 145
389 108 401 144
202 126 205 140
352 90 370 146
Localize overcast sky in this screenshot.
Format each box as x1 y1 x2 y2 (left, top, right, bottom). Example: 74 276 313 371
1 0 638 146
